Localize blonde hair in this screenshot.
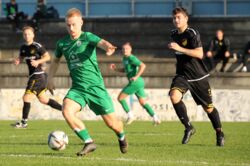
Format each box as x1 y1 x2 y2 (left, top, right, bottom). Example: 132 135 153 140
22 26 35 33
66 8 82 18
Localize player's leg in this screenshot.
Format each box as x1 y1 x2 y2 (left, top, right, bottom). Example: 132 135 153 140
170 89 195 144
191 78 224 146
63 98 96 156
14 92 35 128
101 113 128 153
203 106 225 146
37 90 62 111
136 89 161 125
220 56 229 72
169 76 195 144
118 91 134 124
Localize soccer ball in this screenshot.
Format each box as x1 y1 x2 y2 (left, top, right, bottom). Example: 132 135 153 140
48 130 69 151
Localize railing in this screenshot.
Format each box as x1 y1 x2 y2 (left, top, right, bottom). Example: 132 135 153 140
1 0 250 18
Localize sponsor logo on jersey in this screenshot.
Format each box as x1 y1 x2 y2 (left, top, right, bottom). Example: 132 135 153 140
30 48 36 54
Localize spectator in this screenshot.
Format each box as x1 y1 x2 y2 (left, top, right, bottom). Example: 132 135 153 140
241 41 250 72
6 0 28 32
32 0 47 31
206 29 230 72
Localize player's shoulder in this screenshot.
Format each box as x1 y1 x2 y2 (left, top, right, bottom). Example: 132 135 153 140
170 29 178 36
32 41 43 48
56 35 70 47
185 27 200 37
19 44 26 49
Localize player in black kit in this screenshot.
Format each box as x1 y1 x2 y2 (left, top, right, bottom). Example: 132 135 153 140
168 7 225 146
13 26 62 128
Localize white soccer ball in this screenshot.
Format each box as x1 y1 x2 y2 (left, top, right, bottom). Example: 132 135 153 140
48 130 69 151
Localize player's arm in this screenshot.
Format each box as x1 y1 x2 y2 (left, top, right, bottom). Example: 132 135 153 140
110 63 125 73
13 56 23 65
168 42 203 59
47 56 61 95
31 51 51 68
97 39 117 56
130 62 146 81
206 40 214 57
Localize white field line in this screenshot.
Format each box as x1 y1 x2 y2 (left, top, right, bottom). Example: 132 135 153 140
0 133 178 138
0 154 249 166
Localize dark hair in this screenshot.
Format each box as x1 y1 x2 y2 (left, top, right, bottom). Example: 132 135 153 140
123 42 132 47
172 7 189 17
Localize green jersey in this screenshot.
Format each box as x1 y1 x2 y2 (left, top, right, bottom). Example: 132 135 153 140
122 54 142 80
55 32 103 90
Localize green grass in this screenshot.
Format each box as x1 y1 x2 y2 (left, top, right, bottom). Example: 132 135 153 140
0 121 249 166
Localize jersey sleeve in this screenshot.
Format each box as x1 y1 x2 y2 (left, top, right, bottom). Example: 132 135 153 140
86 32 102 46
130 55 142 66
189 30 202 48
54 41 63 58
38 44 47 56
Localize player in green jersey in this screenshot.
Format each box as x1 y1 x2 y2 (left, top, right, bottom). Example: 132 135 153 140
110 42 161 125
47 8 128 156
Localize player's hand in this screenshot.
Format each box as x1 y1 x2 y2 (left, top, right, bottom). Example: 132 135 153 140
110 63 116 70
130 76 138 82
13 58 20 65
106 46 117 56
225 51 230 58
168 42 181 52
31 60 39 68
206 51 213 57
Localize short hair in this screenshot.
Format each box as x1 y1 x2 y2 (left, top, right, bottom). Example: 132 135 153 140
66 8 82 18
22 26 35 33
123 42 132 48
172 7 189 17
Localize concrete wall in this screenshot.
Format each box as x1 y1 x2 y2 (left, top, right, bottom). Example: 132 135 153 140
0 88 249 122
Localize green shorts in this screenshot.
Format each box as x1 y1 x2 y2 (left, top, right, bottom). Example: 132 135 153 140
122 77 146 98
65 87 114 115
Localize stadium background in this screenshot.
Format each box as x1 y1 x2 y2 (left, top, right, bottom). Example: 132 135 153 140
0 0 250 122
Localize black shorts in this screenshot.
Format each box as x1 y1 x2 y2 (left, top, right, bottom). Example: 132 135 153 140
25 73 47 96
170 75 213 108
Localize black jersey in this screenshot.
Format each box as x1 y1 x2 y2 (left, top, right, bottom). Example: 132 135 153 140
208 37 230 57
170 27 208 81
19 42 46 76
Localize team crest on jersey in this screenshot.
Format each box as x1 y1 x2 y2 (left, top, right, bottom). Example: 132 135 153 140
30 48 35 54
181 39 188 46
76 41 82 47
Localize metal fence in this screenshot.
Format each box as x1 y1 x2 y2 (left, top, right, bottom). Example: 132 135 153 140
1 0 250 18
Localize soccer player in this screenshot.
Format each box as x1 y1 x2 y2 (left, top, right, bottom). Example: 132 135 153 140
168 7 225 146
206 29 230 72
13 26 62 128
47 8 128 156
110 42 161 125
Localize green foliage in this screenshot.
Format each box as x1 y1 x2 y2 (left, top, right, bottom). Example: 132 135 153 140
0 121 249 166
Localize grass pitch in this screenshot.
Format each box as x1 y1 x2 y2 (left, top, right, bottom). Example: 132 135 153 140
0 120 249 166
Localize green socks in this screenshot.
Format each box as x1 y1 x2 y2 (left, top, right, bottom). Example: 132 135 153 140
119 99 130 113
117 131 125 141
143 103 155 117
74 129 93 143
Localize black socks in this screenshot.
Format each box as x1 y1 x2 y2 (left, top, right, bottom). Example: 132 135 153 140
173 101 192 129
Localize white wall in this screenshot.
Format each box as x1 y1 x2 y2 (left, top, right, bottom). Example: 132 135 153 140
0 89 249 122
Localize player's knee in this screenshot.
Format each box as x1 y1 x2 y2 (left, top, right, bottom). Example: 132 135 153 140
139 99 146 106
62 109 71 119
170 91 182 104
38 97 48 104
